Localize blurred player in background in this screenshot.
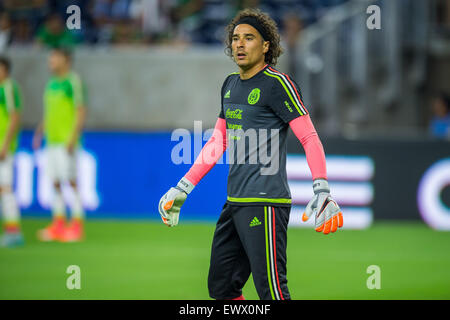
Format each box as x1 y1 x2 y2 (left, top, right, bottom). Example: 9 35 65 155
0 56 23 248
33 48 86 243
429 92 450 139
159 9 343 300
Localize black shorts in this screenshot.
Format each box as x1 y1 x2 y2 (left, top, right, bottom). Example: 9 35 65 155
208 203 291 300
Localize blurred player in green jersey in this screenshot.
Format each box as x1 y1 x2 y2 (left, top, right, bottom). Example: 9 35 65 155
0 56 24 248
33 48 86 242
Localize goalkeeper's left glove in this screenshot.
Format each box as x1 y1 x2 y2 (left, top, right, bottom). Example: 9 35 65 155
158 177 194 227
302 178 343 234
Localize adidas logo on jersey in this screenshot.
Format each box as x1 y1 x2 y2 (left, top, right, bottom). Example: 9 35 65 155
224 90 231 98
249 217 262 227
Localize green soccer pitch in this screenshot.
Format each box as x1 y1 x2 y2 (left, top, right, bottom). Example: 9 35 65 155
1 218 450 300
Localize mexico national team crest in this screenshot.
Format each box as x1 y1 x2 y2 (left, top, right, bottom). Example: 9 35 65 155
248 88 260 105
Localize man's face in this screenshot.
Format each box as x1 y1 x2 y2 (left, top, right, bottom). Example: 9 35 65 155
48 51 68 74
433 98 447 117
47 16 63 35
231 24 269 70
0 65 8 81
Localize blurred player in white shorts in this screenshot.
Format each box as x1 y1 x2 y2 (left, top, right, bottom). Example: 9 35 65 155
33 48 87 243
0 56 24 248
46 145 78 183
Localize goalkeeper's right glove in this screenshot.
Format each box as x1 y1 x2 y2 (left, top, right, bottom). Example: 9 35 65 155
158 177 194 227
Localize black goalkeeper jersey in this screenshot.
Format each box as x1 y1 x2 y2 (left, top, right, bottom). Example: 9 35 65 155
219 64 308 207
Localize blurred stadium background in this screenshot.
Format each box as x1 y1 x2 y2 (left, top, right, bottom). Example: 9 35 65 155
1 0 450 300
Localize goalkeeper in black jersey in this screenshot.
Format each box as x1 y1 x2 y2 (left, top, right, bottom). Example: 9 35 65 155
158 9 343 300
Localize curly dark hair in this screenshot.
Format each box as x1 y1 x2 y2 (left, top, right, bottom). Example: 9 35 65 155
224 8 283 66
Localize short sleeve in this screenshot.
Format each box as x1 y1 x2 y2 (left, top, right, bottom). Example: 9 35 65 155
69 73 85 107
218 75 232 119
268 74 308 123
5 80 22 112
219 106 225 119
13 82 22 111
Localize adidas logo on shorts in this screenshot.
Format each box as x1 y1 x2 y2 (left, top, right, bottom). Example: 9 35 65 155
249 217 262 227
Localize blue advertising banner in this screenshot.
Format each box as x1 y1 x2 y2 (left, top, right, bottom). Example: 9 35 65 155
15 129 376 229
16 130 228 221
12 130 450 230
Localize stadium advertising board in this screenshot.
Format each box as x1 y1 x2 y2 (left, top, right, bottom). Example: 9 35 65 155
11 131 450 230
